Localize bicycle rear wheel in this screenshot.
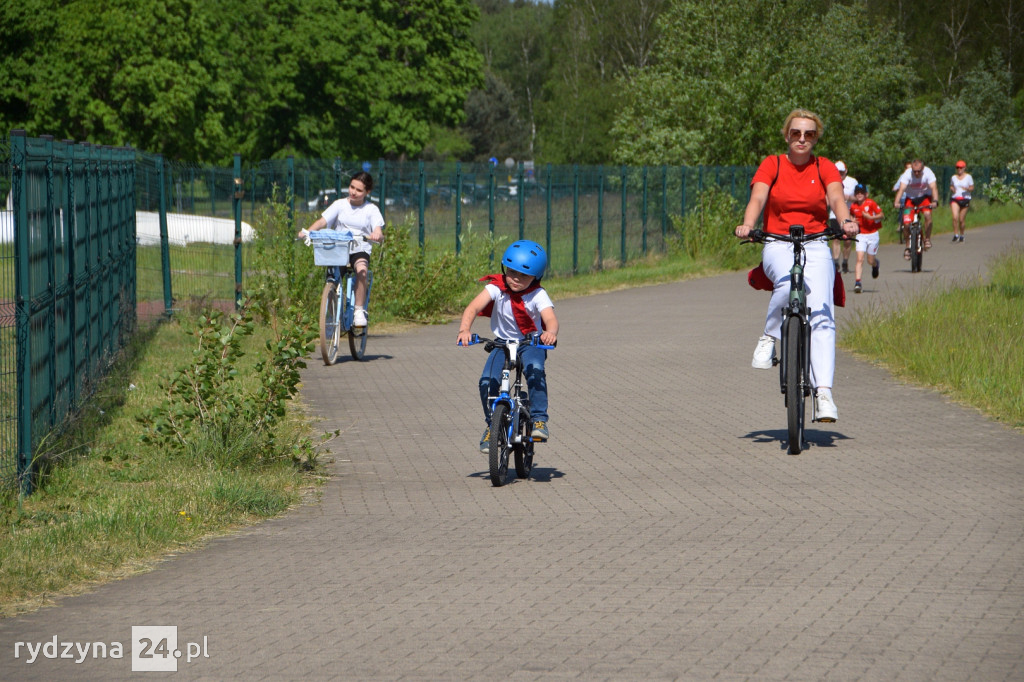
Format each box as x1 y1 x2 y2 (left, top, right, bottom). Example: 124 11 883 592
488 403 512 487
319 281 341 365
784 316 804 455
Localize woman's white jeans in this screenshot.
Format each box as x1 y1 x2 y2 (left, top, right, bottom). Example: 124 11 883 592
761 239 836 389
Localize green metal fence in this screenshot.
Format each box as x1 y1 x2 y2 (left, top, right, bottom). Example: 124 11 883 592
6 131 137 492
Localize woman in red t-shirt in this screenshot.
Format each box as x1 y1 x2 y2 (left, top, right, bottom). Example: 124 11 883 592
734 109 858 422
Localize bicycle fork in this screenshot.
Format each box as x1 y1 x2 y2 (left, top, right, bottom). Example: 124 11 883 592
778 264 811 403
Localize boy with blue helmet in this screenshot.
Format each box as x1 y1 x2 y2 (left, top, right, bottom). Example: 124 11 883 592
457 240 559 452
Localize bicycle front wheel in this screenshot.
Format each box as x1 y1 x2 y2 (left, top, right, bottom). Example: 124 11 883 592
319 282 341 365
784 316 804 455
489 403 512 487
345 272 369 361
910 227 923 273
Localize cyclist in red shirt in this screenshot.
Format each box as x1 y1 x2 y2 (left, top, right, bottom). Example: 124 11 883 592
850 184 883 293
735 108 858 422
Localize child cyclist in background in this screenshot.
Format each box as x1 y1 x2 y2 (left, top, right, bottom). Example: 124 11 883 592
850 183 883 293
457 241 559 453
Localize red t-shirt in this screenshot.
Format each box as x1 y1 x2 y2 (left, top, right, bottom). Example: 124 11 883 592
752 154 841 235
851 198 882 234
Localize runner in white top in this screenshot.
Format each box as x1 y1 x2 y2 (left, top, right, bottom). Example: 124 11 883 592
949 160 975 243
830 161 859 273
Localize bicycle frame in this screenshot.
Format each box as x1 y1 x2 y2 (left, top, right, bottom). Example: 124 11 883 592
777 228 812 404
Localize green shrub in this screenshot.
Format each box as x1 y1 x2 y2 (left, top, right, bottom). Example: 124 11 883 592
669 186 760 270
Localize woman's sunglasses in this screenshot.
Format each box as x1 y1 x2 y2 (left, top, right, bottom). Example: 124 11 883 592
788 129 818 141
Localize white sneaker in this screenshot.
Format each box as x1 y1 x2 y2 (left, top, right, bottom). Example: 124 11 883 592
353 308 367 327
815 392 838 422
751 335 776 369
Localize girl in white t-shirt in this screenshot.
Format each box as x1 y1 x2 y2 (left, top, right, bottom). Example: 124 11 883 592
949 161 975 243
299 171 384 326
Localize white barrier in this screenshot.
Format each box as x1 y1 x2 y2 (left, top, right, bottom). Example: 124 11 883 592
0 210 254 246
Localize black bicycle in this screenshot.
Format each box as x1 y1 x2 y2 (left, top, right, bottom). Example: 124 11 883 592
746 225 842 454
902 202 926 273
460 333 554 486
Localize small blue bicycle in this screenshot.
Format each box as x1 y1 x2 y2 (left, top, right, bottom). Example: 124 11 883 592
308 229 373 365
460 332 554 486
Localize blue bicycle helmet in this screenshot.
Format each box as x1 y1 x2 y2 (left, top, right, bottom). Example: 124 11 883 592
501 240 547 280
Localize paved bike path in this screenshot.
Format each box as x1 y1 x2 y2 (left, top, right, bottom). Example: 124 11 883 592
1 222 1022 680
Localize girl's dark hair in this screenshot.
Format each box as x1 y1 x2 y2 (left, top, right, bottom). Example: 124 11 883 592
351 171 374 192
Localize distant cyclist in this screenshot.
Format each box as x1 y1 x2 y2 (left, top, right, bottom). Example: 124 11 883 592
894 159 939 258
949 160 974 243
299 171 384 327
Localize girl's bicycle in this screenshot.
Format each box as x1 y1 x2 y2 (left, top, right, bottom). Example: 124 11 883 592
307 229 372 365
460 332 554 487
746 224 841 455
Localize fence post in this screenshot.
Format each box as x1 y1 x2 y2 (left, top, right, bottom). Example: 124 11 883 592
572 164 579 274
661 166 668 247
12 130 33 493
455 161 462 255
417 160 426 253
597 165 604 269
287 155 295 221
379 158 388 224
545 163 552 258
157 154 172 317
488 163 495 263
517 162 525 240
233 153 243 309
620 166 627 266
641 165 648 256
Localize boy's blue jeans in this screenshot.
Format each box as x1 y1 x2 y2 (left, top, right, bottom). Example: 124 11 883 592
479 345 548 426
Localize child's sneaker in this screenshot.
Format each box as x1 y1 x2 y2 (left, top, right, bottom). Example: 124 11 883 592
479 428 490 453
871 259 880 279
854 281 862 293
531 421 549 442
841 259 849 274
353 308 367 327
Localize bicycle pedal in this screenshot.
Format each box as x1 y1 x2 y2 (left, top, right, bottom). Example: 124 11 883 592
771 358 780 366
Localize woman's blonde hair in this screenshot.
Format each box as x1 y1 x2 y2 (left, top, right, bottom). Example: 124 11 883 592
781 109 825 138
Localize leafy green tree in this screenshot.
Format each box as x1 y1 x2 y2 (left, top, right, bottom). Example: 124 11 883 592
612 0 913 174
536 0 665 164
1 0 483 163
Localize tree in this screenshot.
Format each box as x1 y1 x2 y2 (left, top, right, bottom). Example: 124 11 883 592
612 0 914 175
1 0 484 163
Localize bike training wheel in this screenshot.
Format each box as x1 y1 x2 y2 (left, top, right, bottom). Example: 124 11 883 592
345 272 369 361
319 281 341 366
488 403 512 487
514 407 534 480
910 229 923 273
784 317 804 455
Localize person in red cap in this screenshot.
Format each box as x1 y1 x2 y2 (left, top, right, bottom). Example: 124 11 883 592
949 160 974 243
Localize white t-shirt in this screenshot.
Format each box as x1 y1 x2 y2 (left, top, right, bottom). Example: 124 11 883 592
897 167 937 200
484 284 553 340
322 199 384 253
829 175 859 219
950 173 974 200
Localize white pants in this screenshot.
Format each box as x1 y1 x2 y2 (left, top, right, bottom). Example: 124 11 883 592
856 231 879 255
761 239 836 389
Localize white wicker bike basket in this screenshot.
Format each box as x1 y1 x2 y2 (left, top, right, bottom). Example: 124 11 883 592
310 230 353 266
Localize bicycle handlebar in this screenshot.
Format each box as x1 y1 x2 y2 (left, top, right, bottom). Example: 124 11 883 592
743 224 844 245
457 332 556 350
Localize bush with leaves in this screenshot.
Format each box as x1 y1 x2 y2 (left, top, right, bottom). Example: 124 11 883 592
139 191 320 468
370 221 503 323
669 185 759 270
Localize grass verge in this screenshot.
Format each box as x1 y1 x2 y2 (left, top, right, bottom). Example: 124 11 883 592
840 245 1024 431
0 317 324 617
